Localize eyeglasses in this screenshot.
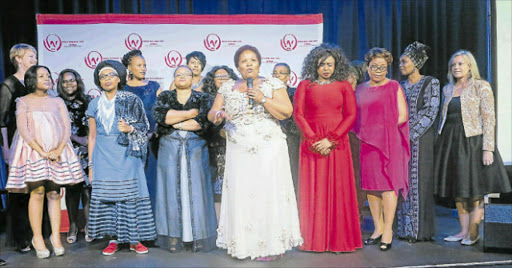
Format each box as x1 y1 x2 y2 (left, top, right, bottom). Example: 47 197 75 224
272 72 290 76
175 72 193 78
214 75 230 80
99 72 118 81
62 79 76 84
369 65 388 73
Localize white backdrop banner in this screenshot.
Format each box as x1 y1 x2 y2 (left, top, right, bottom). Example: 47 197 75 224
37 14 323 97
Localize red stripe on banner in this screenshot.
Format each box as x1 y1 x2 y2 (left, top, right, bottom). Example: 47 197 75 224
36 14 323 25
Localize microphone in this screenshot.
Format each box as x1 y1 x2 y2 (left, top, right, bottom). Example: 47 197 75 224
247 78 254 107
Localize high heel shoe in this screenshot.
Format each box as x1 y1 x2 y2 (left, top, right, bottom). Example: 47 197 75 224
84 227 93 243
50 235 65 256
364 234 382 245
66 227 78 244
379 241 392 251
31 239 50 259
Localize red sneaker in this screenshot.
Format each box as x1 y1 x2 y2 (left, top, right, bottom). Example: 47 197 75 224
130 242 148 254
102 241 118 256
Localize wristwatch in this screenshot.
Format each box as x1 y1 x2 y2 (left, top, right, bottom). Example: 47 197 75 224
261 97 267 105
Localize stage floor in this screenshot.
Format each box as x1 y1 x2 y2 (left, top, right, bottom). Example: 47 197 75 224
1 206 511 267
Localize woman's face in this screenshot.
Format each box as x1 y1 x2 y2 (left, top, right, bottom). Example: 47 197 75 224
36 67 52 92
272 65 290 84
62 72 78 96
237 50 260 80
368 57 388 84
17 50 37 70
213 68 230 89
174 67 193 89
399 55 415 76
187 57 203 76
317 56 335 82
451 55 470 80
129 56 147 80
99 68 120 92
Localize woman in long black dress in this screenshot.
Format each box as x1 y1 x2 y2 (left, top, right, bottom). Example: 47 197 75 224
435 50 511 246
396 41 440 242
0 43 37 253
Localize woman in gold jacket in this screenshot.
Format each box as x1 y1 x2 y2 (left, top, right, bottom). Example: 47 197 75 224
434 50 511 246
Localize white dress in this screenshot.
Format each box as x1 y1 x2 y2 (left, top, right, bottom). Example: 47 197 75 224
216 77 303 259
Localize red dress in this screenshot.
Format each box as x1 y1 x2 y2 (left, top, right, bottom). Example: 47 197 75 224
294 80 362 252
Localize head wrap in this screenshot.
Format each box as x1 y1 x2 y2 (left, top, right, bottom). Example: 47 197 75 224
93 60 127 90
402 41 430 70
349 60 367 84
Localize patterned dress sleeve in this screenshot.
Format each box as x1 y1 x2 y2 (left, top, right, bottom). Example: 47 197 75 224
409 78 441 142
193 93 214 130
56 98 72 144
478 81 496 152
327 82 357 148
15 98 34 144
151 90 172 125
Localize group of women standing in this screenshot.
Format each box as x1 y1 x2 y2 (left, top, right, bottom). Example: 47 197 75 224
0 39 510 263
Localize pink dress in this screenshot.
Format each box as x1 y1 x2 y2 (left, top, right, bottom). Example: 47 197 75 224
6 95 85 193
352 80 410 198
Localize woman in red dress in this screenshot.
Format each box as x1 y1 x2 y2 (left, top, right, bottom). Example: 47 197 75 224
294 43 362 253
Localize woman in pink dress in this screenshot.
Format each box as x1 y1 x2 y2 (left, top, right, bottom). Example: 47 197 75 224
6 65 85 258
294 44 362 253
352 48 410 251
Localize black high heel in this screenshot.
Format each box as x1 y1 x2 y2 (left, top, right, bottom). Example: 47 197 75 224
364 234 382 245
379 241 392 251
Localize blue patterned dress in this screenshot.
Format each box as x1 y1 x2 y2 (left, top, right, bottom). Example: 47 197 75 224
86 91 156 245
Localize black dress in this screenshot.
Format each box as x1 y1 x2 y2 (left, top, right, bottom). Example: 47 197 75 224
396 76 440 241
434 97 511 199
0 75 31 250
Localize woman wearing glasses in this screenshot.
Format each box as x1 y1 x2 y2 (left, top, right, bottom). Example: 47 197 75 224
272 63 300 196
352 47 410 251
86 60 156 255
152 65 217 253
202 65 239 221
56 69 92 244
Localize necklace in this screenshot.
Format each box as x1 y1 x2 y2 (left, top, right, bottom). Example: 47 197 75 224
315 79 334 85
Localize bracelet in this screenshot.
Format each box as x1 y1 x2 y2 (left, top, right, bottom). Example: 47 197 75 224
215 110 222 118
129 125 135 134
88 161 93 168
178 122 183 130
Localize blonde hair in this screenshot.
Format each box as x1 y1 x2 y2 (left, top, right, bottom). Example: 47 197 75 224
9 43 37 69
447 50 481 84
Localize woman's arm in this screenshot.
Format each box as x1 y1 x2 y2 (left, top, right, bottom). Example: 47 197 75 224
49 99 72 159
397 86 408 125
87 117 97 183
164 109 198 125
208 93 229 125
172 119 201 131
293 81 316 139
408 79 441 142
252 87 292 120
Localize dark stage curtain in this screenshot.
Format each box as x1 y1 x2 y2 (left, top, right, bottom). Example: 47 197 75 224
1 0 493 88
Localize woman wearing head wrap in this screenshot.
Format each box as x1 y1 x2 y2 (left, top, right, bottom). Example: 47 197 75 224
396 41 441 242
86 60 156 255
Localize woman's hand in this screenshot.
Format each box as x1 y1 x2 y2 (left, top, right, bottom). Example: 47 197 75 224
213 110 230 125
247 88 264 104
313 138 333 153
48 147 64 162
483 151 494 165
118 119 133 133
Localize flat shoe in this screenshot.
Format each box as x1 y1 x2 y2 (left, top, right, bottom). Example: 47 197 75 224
461 235 480 246
444 235 464 242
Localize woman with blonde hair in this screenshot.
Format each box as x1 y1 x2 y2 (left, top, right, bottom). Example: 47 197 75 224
434 50 510 246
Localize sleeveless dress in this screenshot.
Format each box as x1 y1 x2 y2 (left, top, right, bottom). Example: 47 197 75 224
294 80 362 252
353 80 410 198
216 77 303 259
